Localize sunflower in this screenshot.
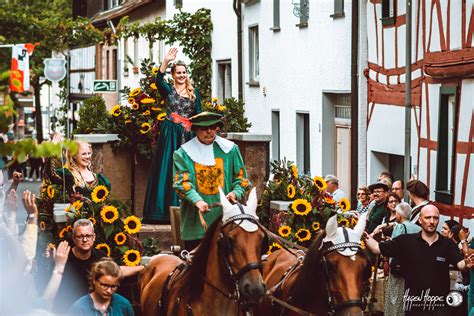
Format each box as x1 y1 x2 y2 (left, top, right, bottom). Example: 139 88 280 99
312 222 321 231
266 242 283 255
361 240 366 250
114 232 127 245
151 67 159 75
96 243 111 257
100 205 119 224
123 215 141 234
143 110 151 116
291 199 312 216
313 176 327 191
351 217 358 227
151 106 162 111
72 200 83 211
212 97 218 103
140 122 151 134
47 185 55 199
58 227 68 239
338 218 349 227
88 217 96 225
216 105 226 112
91 185 109 203
39 221 46 231
338 198 351 212
132 102 140 110
125 119 132 124
160 100 165 105
278 225 292 238
291 165 298 178
150 83 157 90
45 243 56 258
123 249 141 266
128 97 135 104
141 98 155 104
295 228 312 242
129 87 141 97
157 113 166 121
287 184 296 198
324 196 336 205
110 105 122 117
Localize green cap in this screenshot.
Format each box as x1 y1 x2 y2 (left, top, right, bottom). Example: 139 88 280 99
189 111 223 127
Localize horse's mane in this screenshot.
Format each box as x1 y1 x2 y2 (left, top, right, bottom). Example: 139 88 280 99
182 215 223 301
289 229 328 309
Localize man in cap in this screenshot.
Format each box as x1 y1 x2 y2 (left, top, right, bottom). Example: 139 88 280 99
367 181 389 234
324 174 347 202
406 179 431 223
172 112 251 251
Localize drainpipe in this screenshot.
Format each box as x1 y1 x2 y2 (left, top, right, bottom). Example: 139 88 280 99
350 0 359 207
404 0 412 201
233 0 243 101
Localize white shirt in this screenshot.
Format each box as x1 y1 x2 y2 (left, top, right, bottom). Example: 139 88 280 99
331 188 347 202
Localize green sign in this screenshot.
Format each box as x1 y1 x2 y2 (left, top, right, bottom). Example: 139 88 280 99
93 80 117 92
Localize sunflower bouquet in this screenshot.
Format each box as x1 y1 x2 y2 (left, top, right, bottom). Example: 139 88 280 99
202 97 252 133
258 159 357 249
108 58 167 159
37 181 144 266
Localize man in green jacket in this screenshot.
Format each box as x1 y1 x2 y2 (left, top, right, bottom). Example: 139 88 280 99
367 181 389 234
172 112 251 251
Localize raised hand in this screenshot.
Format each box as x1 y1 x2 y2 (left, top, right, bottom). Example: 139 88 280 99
53 240 70 272
22 190 38 216
164 47 178 63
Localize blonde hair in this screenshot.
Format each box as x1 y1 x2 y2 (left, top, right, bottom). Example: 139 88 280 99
171 61 196 101
88 258 122 292
64 141 92 189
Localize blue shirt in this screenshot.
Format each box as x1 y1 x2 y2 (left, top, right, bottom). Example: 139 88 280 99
69 293 134 316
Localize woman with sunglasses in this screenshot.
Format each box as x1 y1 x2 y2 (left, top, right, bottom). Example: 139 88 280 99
69 258 134 315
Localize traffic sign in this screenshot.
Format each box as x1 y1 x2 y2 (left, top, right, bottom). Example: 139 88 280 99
93 80 117 92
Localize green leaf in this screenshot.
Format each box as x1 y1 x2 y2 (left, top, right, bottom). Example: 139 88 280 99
103 224 115 239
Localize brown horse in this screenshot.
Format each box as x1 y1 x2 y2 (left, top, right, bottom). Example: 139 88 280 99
258 213 370 316
140 188 267 315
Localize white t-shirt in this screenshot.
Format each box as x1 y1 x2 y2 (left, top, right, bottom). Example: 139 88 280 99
331 188 347 202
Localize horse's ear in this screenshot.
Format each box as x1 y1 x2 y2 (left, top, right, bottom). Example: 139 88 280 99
246 187 258 214
353 213 367 239
218 187 233 210
325 215 338 239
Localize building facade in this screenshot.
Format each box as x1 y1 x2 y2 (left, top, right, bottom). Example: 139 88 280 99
365 0 474 223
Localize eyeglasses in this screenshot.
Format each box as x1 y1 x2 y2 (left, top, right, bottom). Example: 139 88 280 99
97 281 119 291
373 189 386 194
357 193 367 196
74 234 94 241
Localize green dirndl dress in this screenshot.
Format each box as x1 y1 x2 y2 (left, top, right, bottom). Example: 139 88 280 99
143 70 201 223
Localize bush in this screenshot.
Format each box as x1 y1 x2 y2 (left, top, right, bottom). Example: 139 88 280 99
74 95 111 134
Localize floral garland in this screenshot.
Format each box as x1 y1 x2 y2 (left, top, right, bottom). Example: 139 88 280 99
109 59 167 159
257 159 357 252
38 173 143 266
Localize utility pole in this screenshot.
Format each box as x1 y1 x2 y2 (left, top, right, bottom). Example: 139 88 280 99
404 0 412 201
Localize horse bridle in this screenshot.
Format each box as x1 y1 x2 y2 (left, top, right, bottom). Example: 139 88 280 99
213 202 265 301
321 227 369 315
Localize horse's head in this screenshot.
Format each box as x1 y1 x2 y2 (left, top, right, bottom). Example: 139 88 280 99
320 213 370 315
218 187 267 305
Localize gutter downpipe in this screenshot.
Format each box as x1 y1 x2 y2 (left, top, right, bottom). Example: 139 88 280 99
350 0 359 207
233 0 243 101
404 0 412 201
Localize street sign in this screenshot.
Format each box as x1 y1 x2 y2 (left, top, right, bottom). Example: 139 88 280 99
44 58 67 82
93 80 117 92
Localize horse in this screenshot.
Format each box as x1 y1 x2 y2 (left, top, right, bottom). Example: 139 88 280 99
258 213 370 316
139 187 267 316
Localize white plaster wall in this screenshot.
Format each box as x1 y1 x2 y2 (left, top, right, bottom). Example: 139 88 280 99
450 1 463 51
240 0 353 176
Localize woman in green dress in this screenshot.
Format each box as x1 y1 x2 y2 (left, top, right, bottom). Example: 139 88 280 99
143 48 201 223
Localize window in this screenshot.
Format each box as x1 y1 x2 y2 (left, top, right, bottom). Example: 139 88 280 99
111 48 117 80
271 0 281 31
330 0 344 18
217 60 232 101
249 25 259 84
297 0 309 27
123 38 129 76
133 38 138 67
271 111 280 160
174 0 182 8
381 0 396 26
435 87 458 204
103 0 122 11
296 112 310 174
